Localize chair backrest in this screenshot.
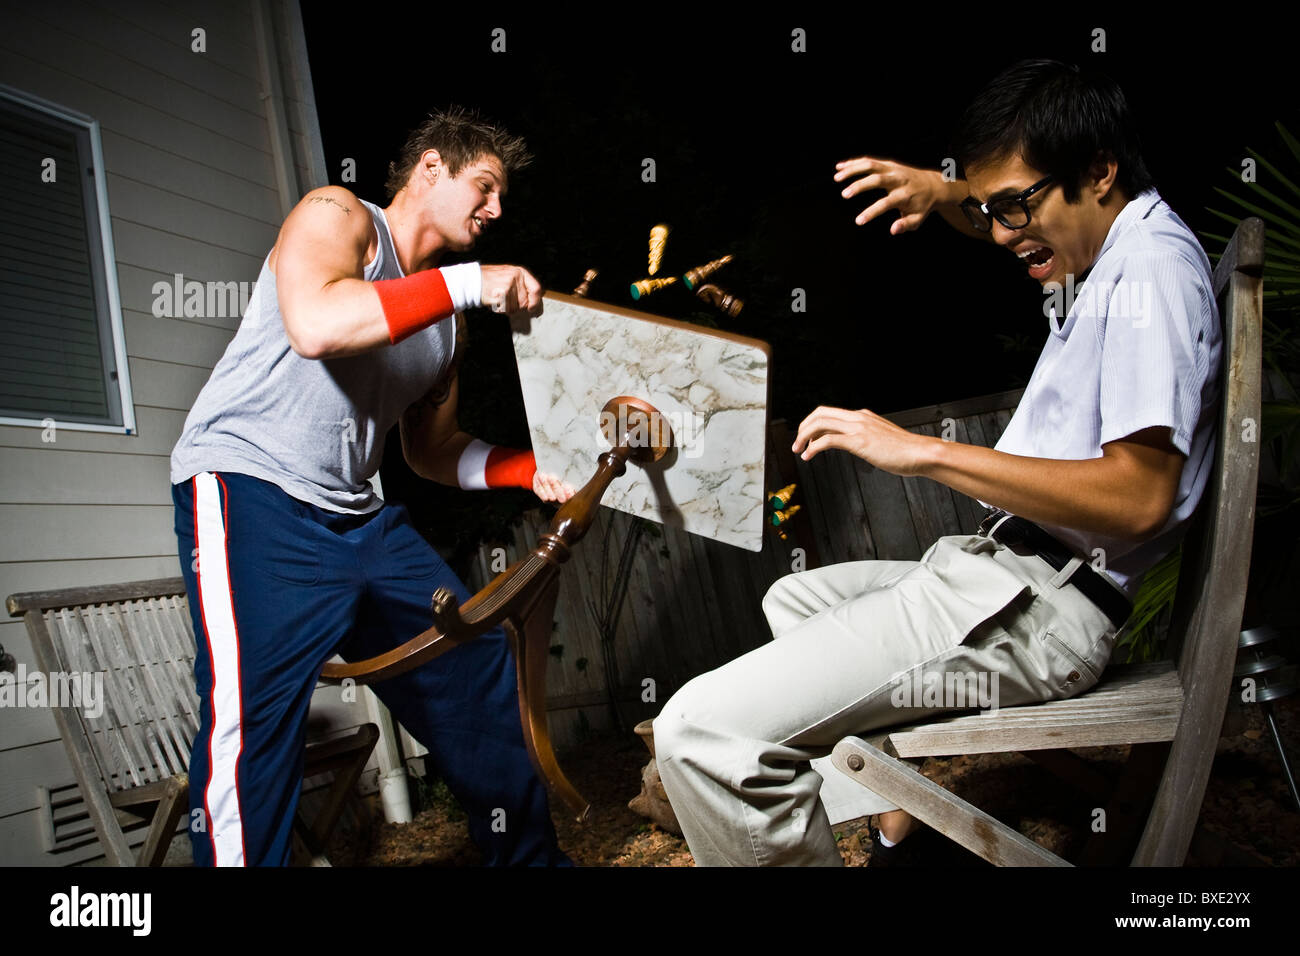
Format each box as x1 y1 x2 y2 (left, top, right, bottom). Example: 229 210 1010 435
8 577 199 796
1133 217 1265 864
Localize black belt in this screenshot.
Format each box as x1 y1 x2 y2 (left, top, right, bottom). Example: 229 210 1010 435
976 510 1132 630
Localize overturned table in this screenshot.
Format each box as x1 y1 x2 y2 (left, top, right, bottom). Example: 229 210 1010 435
321 292 771 818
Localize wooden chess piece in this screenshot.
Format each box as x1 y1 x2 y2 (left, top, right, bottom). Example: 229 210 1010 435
573 268 598 297
695 282 743 317
648 224 670 275
769 483 797 509
770 504 801 527
682 254 733 290
630 276 677 300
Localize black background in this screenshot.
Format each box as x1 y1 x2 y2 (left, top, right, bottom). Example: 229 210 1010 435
300 9 1296 552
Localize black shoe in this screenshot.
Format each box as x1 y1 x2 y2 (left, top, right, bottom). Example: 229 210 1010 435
867 822 931 867
867 820 991 867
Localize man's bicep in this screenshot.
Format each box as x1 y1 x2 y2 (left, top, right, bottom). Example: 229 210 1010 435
1100 426 1185 536
275 188 372 320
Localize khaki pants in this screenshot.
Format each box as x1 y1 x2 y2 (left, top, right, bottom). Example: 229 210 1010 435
654 534 1119 866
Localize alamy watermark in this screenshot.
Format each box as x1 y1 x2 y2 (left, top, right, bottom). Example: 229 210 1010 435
152 273 256 319
0 665 104 719
50 886 150 936
890 668 1000 716
1042 274 1155 327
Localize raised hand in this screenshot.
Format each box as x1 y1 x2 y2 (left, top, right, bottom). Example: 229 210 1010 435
833 155 961 235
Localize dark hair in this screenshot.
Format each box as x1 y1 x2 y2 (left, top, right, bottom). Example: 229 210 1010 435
951 60 1154 202
384 106 532 200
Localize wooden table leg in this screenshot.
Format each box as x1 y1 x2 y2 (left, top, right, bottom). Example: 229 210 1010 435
507 576 591 821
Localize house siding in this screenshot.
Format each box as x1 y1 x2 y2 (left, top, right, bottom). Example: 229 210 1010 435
0 0 347 865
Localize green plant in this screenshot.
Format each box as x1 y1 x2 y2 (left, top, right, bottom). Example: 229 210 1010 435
1115 546 1181 662
412 773 465 822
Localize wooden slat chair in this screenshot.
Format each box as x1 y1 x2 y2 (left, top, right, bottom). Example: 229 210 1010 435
831 216 1265 866
6 577 378 866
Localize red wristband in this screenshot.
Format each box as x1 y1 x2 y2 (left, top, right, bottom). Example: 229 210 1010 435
374 269 456 344
484 446 537 490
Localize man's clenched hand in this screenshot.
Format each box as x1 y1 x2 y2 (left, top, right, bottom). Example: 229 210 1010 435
480 264 543 320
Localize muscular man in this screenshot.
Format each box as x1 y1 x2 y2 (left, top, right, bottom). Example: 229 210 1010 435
654 61 1221 865
171 107 573 866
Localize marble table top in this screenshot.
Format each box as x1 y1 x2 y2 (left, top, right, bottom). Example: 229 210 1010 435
510 292 771 551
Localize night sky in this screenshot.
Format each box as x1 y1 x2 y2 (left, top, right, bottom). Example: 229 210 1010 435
299 10 1294 550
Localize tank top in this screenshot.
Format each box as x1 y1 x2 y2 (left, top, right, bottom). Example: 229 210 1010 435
169 198 458 513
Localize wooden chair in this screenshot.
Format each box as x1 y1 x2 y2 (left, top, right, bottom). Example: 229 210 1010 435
831 216 1265 866
6 578 378 866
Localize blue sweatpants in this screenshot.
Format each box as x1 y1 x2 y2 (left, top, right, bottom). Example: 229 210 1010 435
172 471 568 866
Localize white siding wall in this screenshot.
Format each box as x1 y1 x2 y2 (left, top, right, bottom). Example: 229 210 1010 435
0 0 349 865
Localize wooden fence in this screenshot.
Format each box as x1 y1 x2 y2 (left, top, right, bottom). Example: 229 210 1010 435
467 389 1025 751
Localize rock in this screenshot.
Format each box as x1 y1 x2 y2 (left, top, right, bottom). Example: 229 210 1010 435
627 758 682 836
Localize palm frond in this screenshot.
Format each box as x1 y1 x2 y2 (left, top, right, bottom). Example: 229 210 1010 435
1278 122 1300 165
1115 546 1182 662
1246 148 1300 205
1211 187 1300 235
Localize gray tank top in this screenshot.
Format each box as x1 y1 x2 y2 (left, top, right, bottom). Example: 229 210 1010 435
170 199 458 513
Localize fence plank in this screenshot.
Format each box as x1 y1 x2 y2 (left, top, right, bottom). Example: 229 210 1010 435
466 393 1026 718
947 417 991 533
857 465 923 562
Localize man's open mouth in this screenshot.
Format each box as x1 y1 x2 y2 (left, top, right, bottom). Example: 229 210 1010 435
1017 244 1055 280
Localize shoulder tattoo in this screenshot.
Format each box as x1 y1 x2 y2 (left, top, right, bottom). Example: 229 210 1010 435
307 195 351 215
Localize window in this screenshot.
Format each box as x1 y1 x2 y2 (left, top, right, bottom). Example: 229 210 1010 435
0 85 134 434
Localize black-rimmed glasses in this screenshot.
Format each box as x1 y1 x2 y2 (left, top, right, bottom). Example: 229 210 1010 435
960 175 1055 232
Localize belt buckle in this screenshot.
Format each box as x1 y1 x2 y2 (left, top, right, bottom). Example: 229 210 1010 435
978 510 1010 539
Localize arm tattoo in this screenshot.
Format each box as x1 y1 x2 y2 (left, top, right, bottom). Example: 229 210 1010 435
307 196 351 214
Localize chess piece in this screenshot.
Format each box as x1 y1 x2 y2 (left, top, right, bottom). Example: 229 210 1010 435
695 282 743 317
573 268 598 297
682 254 733 290
768 483 797 509
630 276 676 300
770 504 801 527
648 224 670 275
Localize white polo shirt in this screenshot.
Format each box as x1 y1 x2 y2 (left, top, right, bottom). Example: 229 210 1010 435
993 189 1222 594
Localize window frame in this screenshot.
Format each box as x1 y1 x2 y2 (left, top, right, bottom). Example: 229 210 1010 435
0 84 136 436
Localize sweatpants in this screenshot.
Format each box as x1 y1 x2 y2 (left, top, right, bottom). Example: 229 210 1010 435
173 470 568 866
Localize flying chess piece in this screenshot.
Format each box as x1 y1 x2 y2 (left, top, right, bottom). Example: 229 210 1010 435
648 224 670 275
630 276 677 300
573 268 598 298
682 254 733 290
770 504 802 527
768 483 797 509
695 282 743 317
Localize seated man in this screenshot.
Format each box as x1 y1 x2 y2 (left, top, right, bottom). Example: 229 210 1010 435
171 107 574 866
654 60 1221 866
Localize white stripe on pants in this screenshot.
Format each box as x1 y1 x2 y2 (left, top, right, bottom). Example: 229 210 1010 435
194 472 247 867
653 534 1116 866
